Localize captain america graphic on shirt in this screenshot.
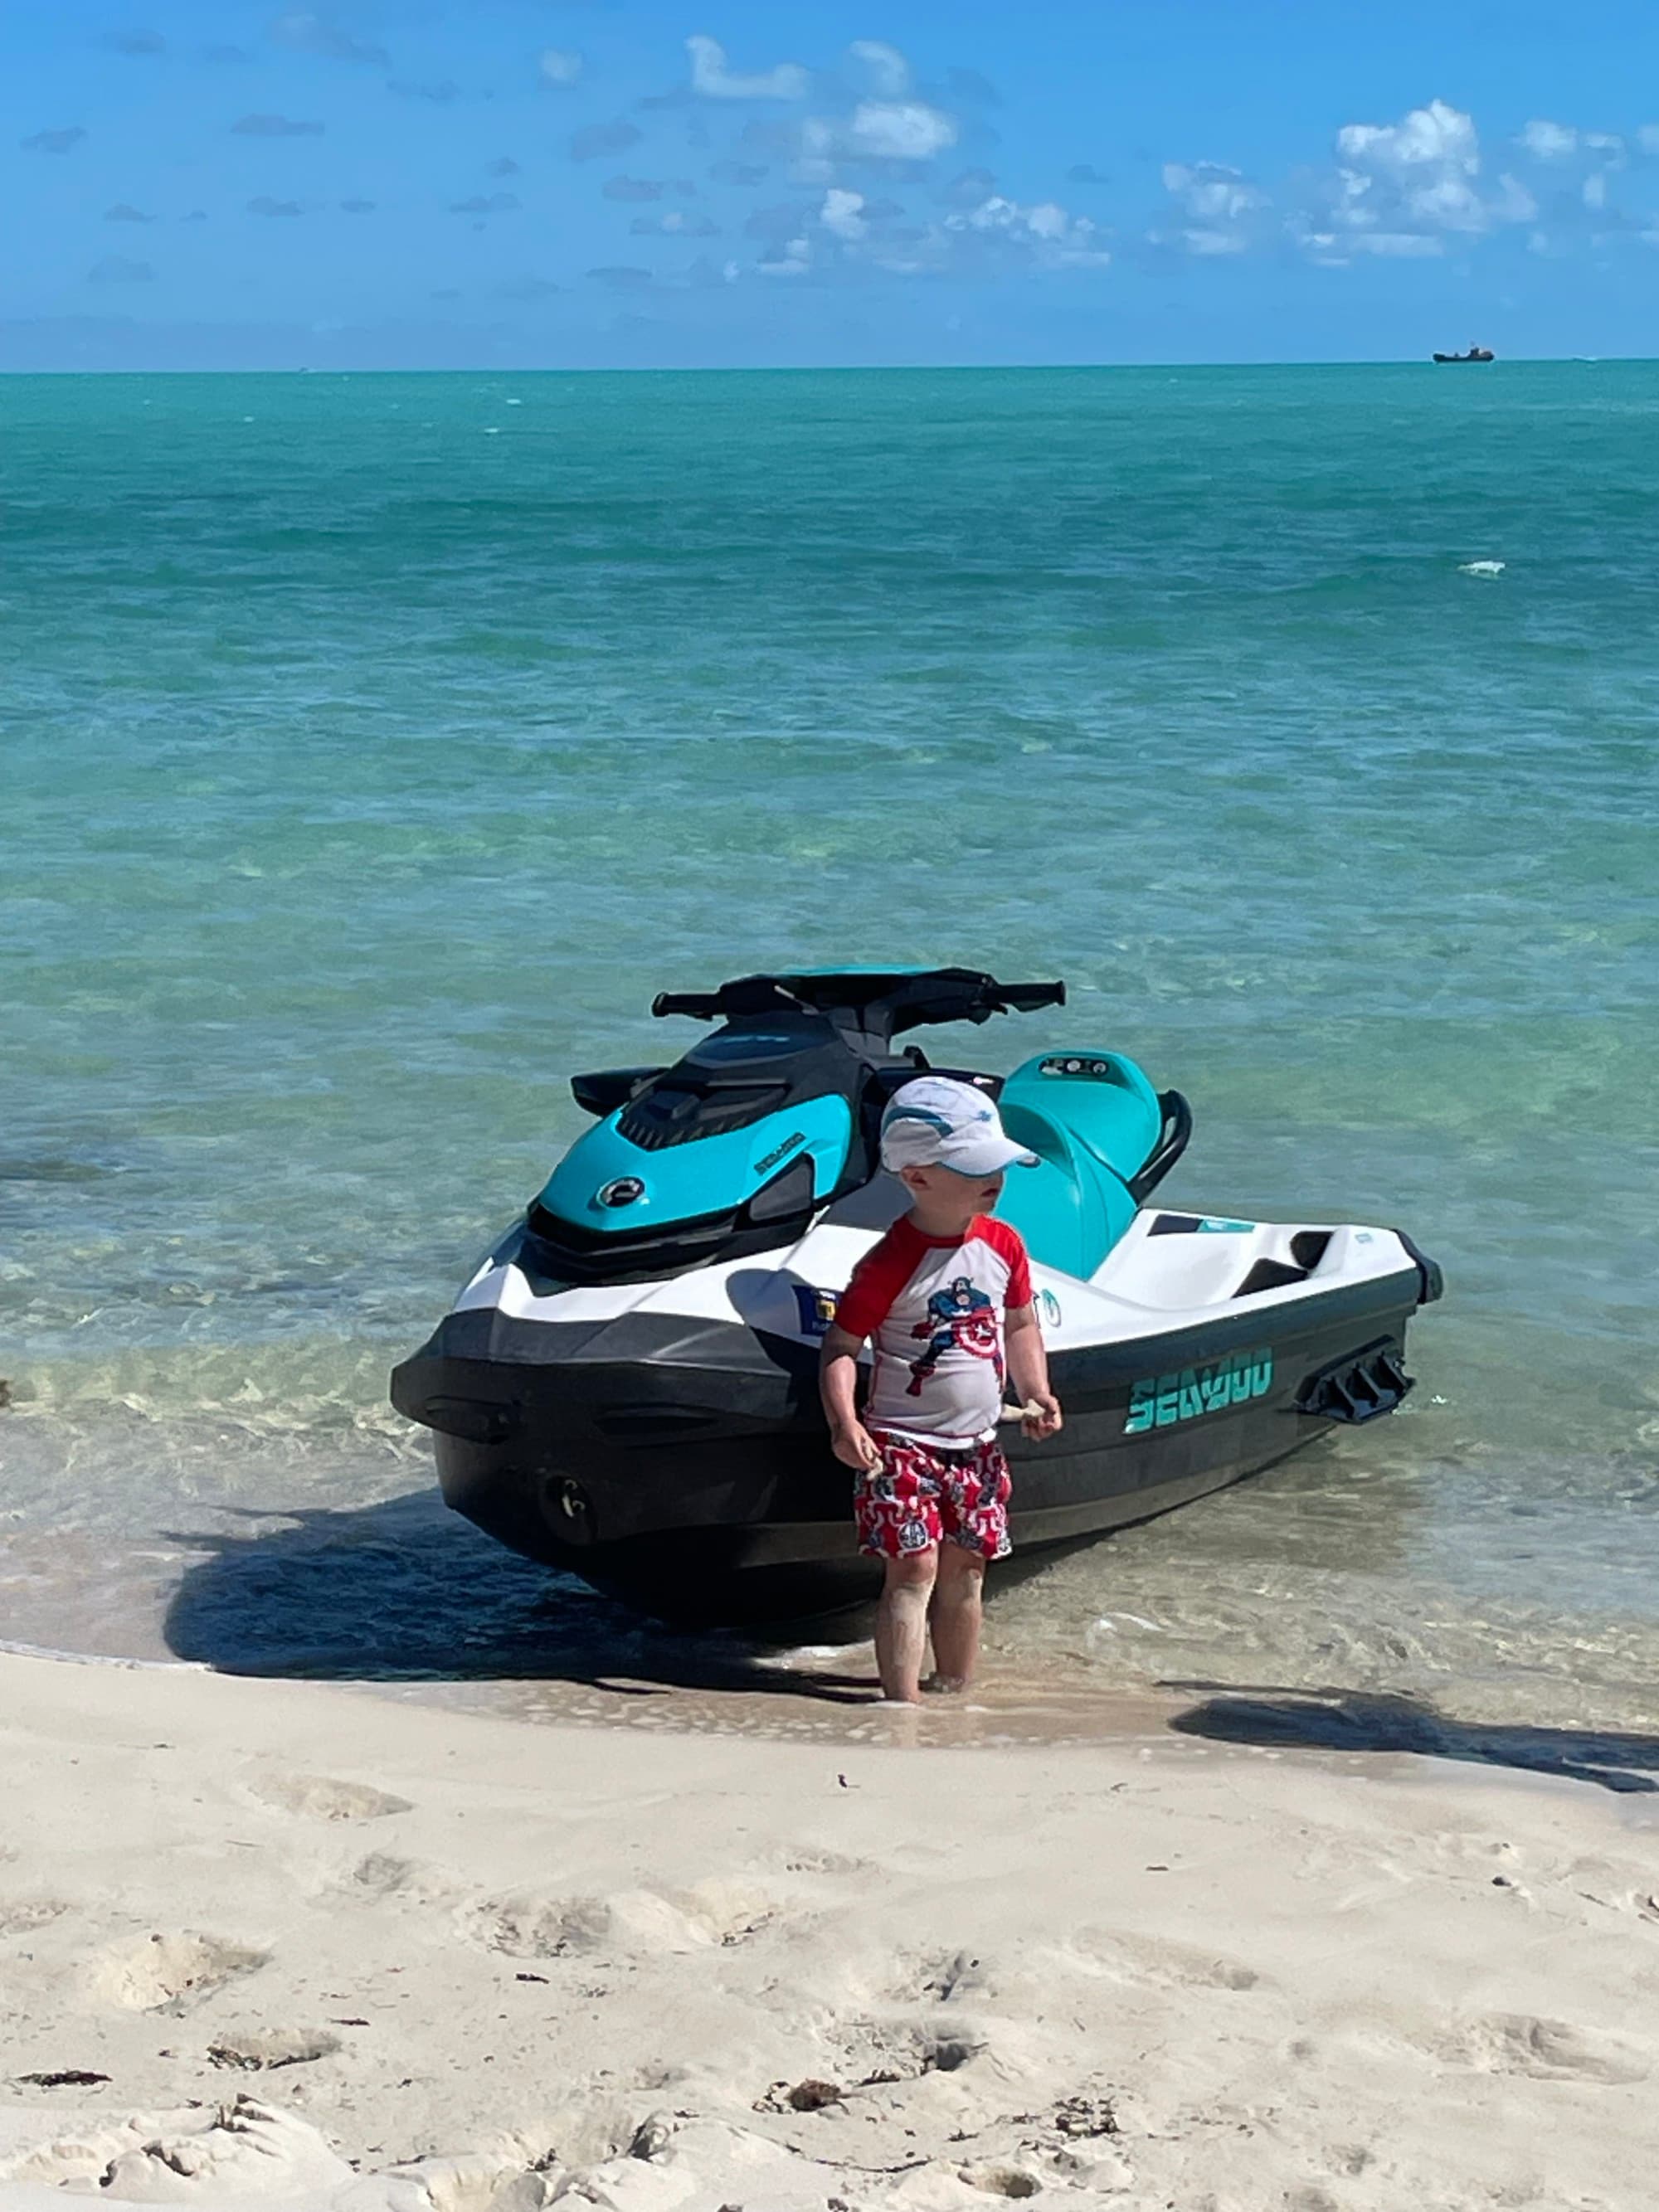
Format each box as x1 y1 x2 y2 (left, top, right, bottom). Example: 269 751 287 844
906 1276 1003 1396
834 1214 1033 1447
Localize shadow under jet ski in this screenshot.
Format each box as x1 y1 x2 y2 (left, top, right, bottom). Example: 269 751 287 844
160 1493 873 1698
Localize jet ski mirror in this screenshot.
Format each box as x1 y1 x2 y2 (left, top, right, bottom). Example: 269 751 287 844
571 1067 668 1117
998 982 1068 1014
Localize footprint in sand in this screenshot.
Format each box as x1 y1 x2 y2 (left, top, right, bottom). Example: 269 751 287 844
85 1932 269 2013
245 1773 412 1822
348 1852 421 1898
1452 2012 1647 2084
764 1846 876 1880
873 1947 994 2007
207 2027 342 2073
958 2162 1041 2198
0 1899 71 1934
473 1880 784 1962
12 2094 355 2199
833 2016 989 2086
1066 1927 1264 1993
339 1853 464 1908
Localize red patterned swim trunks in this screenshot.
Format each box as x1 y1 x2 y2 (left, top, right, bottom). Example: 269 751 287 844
854 1429 1012 1562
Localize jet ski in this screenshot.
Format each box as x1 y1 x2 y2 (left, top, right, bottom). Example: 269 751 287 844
391 969 1442 1626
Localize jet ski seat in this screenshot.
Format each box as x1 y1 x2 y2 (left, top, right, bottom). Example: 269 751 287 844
995 1053 1164 1280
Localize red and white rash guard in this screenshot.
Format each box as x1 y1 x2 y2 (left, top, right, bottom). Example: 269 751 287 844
834 1215 1034 1447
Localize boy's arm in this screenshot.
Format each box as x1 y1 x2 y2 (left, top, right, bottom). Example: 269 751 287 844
820 1325 883 1471
1005 1304 1063 1439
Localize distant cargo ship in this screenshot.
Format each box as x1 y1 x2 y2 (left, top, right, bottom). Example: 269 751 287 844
1433 345 1496 362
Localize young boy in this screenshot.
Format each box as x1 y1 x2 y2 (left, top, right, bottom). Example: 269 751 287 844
819 1076 1063 1704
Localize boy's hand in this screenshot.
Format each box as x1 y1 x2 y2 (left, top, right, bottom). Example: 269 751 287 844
1021 1391 1063 1442
831 1421 883 1473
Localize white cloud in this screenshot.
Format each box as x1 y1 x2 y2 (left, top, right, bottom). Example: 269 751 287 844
820 187 867 241
1491 173 1539 222
1335 97 1477 177
849 41 909 97
1520 119 1578 160
539 48 582 87
941 192 1109 268
686 35 806 101
847 100 956 161
1329 99 1491 234
794 119 838 183
1348 231 1447 258
1509 121 1623 248
1160 162 1262 224
757 235 812 275
631 210 719 236
1154 161 1267 255
1413 173 1487 228
721 174 1105 284
788 98 959 182
269 11 387 66
1295 99 1540 258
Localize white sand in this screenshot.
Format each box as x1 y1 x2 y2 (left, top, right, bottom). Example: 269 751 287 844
1 1652 1654 2211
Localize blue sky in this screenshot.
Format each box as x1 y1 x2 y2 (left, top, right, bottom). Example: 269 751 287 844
7 0 1659 368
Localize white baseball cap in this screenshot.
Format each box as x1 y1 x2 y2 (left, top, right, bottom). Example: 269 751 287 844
879 1075 1039 1177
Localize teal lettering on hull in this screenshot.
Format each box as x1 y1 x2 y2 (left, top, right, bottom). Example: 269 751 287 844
1124 1347 1273 1434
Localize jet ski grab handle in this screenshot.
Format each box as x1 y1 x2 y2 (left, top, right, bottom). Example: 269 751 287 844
649 972 1067 1030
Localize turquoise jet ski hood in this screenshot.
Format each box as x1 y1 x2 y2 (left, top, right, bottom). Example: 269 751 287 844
522 968 1190 1287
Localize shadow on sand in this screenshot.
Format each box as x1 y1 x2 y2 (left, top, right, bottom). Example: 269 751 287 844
162 1489 881 1705
1166 1683 1659 1796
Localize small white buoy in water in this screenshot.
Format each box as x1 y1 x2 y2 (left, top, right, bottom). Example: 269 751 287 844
1458 559 1506 577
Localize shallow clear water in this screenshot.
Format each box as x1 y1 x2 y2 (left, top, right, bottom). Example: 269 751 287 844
2 363 1656 1738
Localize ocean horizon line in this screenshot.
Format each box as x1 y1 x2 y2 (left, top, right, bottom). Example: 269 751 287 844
0 352 1644 381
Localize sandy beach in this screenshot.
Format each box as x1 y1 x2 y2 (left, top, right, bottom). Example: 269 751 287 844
0 1654 1653 2212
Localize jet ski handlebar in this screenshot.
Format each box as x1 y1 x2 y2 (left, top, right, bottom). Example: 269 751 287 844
649 970 1066 1032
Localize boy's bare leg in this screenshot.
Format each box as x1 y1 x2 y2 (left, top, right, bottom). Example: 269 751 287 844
926 1544 986 1691
875 1551 938 1703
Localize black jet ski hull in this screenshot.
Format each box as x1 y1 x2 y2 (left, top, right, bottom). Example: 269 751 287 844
392 1265 1429 1627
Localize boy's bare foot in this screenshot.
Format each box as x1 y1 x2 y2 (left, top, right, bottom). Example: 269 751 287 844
922 1672 969 1695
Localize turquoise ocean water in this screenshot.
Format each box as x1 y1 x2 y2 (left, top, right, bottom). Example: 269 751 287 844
2 363 1656 1732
